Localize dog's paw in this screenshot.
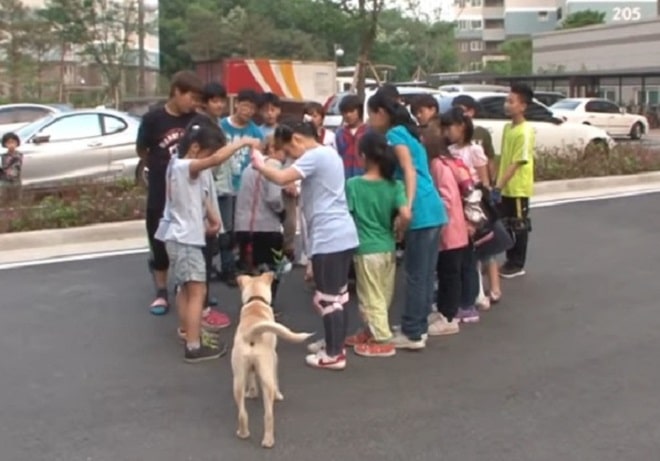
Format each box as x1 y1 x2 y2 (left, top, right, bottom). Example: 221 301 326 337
275 391 284 401
261 436 275 448
246 387 259 399
236 429 250 440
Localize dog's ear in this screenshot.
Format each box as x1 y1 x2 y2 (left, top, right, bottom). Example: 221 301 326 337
236 275 250 289
260 271 275 285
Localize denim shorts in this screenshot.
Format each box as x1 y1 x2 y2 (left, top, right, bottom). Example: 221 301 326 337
165 241 206 286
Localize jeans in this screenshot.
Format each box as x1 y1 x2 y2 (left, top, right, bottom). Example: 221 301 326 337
460 242 480 307
401 226 441 341
217 195 236 274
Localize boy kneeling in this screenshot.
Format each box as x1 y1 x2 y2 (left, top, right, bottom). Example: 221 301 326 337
156 120 261 363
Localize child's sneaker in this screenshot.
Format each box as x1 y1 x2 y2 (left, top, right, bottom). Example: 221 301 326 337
184 342 227 363
456 306 480 323
428 315 460 336
353 340 396 358
476 294 491 311
390 331 426 350
202 307 231 331
307 338 326 353
345 329 371 347
305 350 346 370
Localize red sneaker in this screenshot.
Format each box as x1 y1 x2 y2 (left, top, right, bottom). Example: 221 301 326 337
202 308 231 331
344 329 371 347
353 340 396 358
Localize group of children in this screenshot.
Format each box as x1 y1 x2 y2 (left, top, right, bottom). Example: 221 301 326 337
138 70 535 370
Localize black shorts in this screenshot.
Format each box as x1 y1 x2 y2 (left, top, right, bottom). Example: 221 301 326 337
146 207 168 271
311 248 354 297
235 231 284 273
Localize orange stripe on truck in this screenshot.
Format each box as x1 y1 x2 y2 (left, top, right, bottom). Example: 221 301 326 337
254 59 285 97
280 61 303 100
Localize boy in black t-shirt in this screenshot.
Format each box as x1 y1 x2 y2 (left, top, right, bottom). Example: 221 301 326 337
136 70 203 316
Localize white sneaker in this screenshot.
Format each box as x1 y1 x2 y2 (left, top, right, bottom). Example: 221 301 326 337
476 294 491 311
392 325 428 341
307 339 325 353
305 350 346 370
390 331 426 350
428 315 460 336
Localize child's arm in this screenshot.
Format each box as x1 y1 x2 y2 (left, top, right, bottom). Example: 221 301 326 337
189 138 261 178
495 128 531 190
393 144 416 211
204 195 221 235
6 154 22 180
393 180 411 241
252 151 303 186
471 144 490 187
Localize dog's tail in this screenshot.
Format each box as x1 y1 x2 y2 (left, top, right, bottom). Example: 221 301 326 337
244 321 314 344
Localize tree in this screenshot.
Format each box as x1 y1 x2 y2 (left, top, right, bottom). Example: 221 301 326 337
322 0 419 98
484 38 532 76
559 10 606 29
42 0 142 106
23 17 57 100
0 0 32 102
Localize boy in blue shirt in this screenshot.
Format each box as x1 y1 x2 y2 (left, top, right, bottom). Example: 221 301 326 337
215 89 264 286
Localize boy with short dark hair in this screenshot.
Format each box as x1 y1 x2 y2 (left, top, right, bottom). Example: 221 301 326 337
0 132 23 186
216 89 265 286
303 102 336 148
137 70 203 315
411 94 439 127
493 83 535 279
335 94 367 179
259 92 282 138
188 82 232 329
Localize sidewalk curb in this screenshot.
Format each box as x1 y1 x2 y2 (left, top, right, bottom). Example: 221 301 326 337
2 172 660 254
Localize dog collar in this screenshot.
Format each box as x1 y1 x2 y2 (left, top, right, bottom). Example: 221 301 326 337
245 295 270 306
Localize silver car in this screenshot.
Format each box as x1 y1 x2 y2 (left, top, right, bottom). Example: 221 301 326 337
0 103 72 136
0 109 141 186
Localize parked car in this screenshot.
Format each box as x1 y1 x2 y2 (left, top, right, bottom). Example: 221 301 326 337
550 98 649 140
0 109 141 186
0 103 72 136
533 91 566 108
438 92 616 157
323 86 444 129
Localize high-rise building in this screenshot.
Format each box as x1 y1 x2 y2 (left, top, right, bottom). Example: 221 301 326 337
451 0 656 71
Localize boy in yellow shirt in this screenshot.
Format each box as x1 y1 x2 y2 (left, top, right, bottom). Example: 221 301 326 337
492 83 534 279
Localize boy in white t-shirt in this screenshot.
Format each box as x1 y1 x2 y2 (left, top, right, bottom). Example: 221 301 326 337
156 121 261 363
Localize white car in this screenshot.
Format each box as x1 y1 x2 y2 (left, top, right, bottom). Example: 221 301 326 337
0 103 71 136
323 86 444 129
550 98 648 140
438 92 616 157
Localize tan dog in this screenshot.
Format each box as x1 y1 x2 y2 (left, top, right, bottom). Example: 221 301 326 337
232 272 313 448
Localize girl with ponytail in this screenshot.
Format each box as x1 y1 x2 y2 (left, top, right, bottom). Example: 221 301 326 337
366 89 447 350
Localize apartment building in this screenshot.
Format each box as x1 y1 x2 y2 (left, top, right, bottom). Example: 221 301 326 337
453 0 559 70
1 0 160 101
452 0 657 71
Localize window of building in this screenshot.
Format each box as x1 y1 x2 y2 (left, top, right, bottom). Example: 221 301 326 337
469 61 482 71
470 41 484 51
471 20 483 29
471 0 482 6
455 0 466 7
460 42 469 52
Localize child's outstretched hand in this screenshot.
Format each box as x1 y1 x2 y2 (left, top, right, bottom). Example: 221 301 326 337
251 149 266 170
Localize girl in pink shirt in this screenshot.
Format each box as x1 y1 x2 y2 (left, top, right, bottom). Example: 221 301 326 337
421 123 469 336
443 108 490 186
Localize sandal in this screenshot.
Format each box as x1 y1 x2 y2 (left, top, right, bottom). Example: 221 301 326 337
489 292 502 304
149 297 169 316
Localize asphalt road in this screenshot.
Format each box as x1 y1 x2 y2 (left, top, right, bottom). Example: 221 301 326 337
2 194 660 461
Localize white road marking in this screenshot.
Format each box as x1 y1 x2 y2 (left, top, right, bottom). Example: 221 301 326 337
1 188 660 271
